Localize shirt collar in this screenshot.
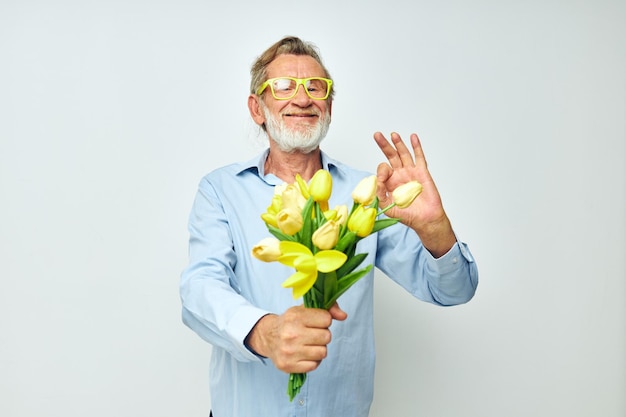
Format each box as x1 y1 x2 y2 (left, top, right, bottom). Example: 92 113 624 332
235 148 345 186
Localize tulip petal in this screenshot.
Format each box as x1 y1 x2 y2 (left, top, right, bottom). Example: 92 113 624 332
278 242 314 267
277 207 303 235
295 174 310 199
312 220 340 250
251 237 281 262
334 205 349 225
352 175 377 205
282 184 306 212
309 169 332 203
347 205 377 237
294 255 317 273
392 181 423 209
291 277 316 299
314 250 347 273
281 270 317 299
277 253 301 267
279 241 312 256
261 212 278 227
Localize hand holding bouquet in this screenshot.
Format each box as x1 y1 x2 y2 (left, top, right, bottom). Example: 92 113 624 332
252 169 422 401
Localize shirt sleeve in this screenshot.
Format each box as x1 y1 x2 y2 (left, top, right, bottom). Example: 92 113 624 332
375 223 478 306
179 177 269 362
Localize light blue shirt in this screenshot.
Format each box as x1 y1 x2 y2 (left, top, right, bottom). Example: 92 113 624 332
180 149 478 417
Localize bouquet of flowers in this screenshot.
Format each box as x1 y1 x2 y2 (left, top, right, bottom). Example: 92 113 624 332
252 169 422 401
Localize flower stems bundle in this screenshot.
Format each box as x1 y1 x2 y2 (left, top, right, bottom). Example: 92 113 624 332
252 170 422 401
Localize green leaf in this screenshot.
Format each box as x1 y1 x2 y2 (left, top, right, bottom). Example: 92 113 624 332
335 230 356 252
336 252 368 277
315 201 325 225
323 271 338 306
371 218 399 234
267 225 296 241
313 272 325 292
299 197 315 249
307 284 323 308
323 264 373 310
372 196 380 210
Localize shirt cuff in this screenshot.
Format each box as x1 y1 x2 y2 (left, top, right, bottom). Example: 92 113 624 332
226 305 272 362
425 237 475 275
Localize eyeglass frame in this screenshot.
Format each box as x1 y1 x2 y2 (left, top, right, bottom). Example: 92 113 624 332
256 77 333 100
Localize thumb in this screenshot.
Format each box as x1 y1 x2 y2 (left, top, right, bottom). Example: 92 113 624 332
328 302 348 321
376 162 393 206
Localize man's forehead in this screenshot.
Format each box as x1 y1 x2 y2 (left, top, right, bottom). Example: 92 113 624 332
266 54 325 77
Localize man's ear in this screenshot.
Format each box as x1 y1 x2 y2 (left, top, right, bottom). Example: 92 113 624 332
248 94 266 126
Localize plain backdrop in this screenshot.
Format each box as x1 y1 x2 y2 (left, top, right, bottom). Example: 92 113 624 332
1 1 624 416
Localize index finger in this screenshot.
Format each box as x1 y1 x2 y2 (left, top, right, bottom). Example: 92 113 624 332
374 131 414 168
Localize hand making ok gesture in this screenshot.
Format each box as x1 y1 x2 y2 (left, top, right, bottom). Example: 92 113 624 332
373 131 457 258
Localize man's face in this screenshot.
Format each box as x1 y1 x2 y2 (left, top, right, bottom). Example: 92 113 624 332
253 54 332 153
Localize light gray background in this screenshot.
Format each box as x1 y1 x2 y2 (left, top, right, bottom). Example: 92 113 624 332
1 1 624 416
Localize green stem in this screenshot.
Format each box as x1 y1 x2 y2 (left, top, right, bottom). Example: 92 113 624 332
378 202 396 215
288 372 307 401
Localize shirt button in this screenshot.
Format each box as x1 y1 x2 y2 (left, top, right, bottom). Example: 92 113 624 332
298 399 305 406
452 257 458 264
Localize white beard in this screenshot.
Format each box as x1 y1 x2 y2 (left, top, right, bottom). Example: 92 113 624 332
260 102 331 154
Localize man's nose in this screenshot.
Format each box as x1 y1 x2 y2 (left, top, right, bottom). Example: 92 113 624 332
290 83 312 105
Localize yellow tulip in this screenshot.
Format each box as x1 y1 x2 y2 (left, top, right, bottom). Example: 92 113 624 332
323 209 338 221
268 194 283 214
261 212 278 228
351 175 377 205
308 169 332 204
322 205 348 225
281 184 307 212
251 237 281 262
277 207 303 235
260 191 284 227
274 183 288 196
333 205 349 225
278 241 347 299
312 220 340 250
392 181 423 209
295 174 310 199
347 205 377 237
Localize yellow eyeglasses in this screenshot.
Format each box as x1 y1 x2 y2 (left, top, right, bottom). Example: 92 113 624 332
256 77 333 100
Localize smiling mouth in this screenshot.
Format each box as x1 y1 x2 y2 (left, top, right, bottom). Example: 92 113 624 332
285 113 318 118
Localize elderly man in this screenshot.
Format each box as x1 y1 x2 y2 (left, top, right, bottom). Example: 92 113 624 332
180 36 478 417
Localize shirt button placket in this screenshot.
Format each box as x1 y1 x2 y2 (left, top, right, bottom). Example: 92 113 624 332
294 383 308 416
294 396 307 416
